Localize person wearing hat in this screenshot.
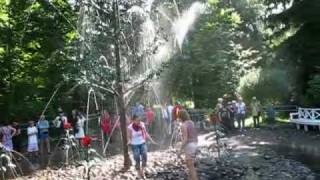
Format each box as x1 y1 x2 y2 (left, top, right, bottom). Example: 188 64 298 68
250 97 261 128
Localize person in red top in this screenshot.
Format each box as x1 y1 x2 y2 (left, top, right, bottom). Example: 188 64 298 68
145 107 156 132
101 110 112 143
172 102 184 121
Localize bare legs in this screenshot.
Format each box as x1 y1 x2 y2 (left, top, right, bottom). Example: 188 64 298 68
40 138 51 154
186 159 198 180
45 138 51 153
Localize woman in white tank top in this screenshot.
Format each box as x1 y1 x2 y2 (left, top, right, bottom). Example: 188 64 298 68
128 115 157 178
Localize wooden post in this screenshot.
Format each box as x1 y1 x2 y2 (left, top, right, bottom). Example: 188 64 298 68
304 125 308 132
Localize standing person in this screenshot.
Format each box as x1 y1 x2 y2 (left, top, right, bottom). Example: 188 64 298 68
250 97 261 128
172 102 184 136
27 121 39 164
167 102 174 134
230 100 238 129
266 102 276 122
215 98 224 123
0 121 16 152
145 107 155 132
221 102 231 130
101 110 112 144
127 115 157 178
12 122 22 153
161 103 169 134
172 101 184 122
53 108 68 136
37 115 51 154
236 97 246 131
69 109 78 133
74 112 86 144
179 109 198 180
132 102 145 119
227 102 236 130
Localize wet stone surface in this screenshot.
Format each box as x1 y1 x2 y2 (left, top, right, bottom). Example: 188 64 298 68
16 147 315 180
17 126 317 180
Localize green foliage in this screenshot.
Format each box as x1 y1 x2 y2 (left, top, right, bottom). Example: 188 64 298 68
264 0 320 106
239 67 292 104
305 75 320 106
165 0 266 108
0 0 78 120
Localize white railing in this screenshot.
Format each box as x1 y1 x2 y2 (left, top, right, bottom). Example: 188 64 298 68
298 108 320 120
290 108 320 131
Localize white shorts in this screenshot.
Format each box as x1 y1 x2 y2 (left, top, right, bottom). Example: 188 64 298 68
28 143 39 152
184 142 198 160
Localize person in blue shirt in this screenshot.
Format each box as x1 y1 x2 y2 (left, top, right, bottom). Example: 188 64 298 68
132 102 145 119
37 115 51 154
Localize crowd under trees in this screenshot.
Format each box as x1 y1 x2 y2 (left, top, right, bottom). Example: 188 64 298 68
0 0 319 120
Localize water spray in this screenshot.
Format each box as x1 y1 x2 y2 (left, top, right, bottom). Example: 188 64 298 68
86 88 99 136
41 82 63 116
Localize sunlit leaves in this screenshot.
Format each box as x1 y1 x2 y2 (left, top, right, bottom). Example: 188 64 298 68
218 8 243 28
208 0 219 6
0 12 9 22
30 2 41 10
27 41 41 50
66 31 79 43
230 12 242 26
0 0 9 27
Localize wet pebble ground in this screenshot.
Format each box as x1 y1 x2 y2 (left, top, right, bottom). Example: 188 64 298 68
18 148 315 180
18 128 317 180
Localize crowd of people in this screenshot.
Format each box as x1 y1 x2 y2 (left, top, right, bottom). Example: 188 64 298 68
0 108 99 163
213 95 264 131
0 96 270 180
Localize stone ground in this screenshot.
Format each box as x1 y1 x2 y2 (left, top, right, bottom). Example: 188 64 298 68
17 123 319 180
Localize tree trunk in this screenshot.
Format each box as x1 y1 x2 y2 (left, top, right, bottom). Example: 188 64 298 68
113 0 131 168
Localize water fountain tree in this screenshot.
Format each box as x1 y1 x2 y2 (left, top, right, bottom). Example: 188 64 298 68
74 0 204 168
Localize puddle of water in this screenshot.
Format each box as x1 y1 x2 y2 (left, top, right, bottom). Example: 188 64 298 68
271 143 320 179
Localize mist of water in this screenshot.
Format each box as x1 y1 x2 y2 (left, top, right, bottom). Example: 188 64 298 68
125 0 205 104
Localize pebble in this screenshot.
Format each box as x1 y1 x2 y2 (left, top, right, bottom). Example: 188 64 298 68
16 132 316 180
